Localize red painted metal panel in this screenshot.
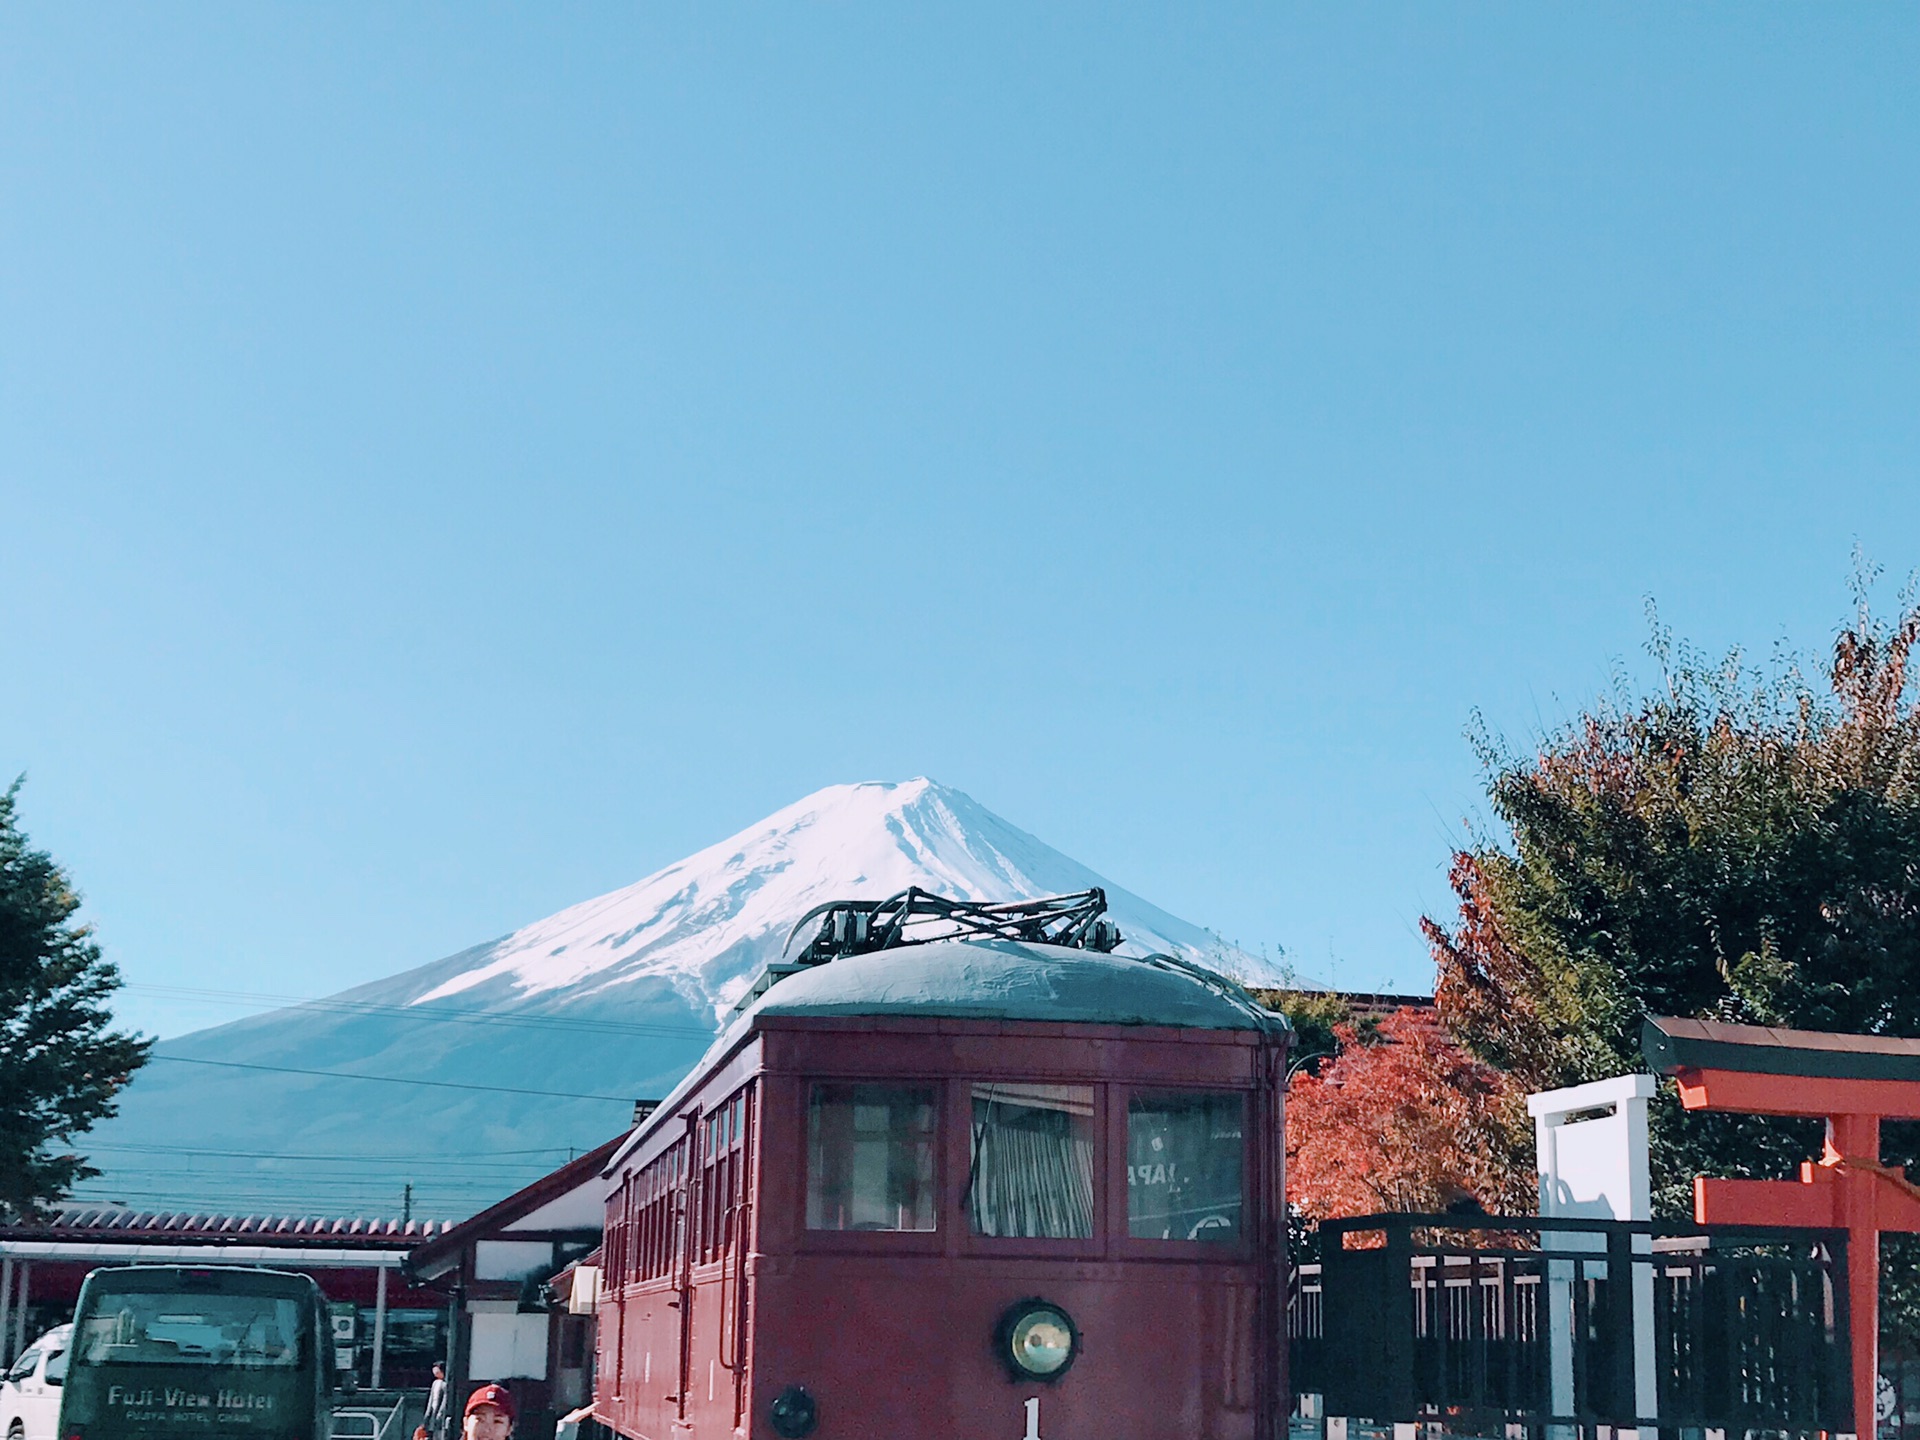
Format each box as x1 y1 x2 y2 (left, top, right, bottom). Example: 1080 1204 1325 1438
597 1011 1285 1440
1675 1066 1920 1119
750 1256 1262 1440
1693 1175 1841 1228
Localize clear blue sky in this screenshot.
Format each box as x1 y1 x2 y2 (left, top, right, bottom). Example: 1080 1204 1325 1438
3 7 1917 1039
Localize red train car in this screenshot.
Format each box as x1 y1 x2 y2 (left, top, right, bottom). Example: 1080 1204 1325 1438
594 890 1290 1440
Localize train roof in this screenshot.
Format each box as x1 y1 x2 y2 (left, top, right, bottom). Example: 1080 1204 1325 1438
750 938 1278 1030
607 937 1286 1174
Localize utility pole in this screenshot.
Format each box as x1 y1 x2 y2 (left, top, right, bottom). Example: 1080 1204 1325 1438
403 1183 413 1225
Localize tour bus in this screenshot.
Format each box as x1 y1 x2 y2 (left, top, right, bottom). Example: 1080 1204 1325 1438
57 1266 334 1440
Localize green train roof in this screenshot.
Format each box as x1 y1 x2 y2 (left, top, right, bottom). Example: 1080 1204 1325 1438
752 937 1281 1031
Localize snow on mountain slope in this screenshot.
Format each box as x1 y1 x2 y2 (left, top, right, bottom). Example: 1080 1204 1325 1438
82 780 1289 1219
389 777 1274 1016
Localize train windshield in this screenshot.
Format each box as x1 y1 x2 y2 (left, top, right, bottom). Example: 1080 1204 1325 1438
968 1084 1095 1238
806 1083 938 1231
1127 1091 1245 1242
73 1286 312 1368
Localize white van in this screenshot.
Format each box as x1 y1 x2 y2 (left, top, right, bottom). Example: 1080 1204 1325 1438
1 1326 71 1440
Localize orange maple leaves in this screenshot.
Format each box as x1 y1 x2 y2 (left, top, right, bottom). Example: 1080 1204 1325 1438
1286 1006 1530 1222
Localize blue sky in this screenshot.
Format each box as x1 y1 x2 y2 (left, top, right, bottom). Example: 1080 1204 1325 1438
3 7 1917 1038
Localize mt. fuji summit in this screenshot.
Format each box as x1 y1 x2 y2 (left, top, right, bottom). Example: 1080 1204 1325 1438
85 780 1285 1218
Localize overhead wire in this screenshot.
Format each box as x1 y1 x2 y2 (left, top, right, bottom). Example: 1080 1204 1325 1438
83 1141 580 1161
61 1195 497 1213
65 1165 559 1182
66 1180 546 1196
127 983 718 1039
99 976 694 1211
145 1054 640 1101
70 1129 612 1216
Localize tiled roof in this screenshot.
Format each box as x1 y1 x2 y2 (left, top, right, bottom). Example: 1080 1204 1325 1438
0 1208 449 1243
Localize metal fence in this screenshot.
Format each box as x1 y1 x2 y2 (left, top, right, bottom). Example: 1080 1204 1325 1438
1291 1213 1852 1438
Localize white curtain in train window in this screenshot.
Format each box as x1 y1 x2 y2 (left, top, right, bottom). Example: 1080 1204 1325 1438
969 1083 1096 1238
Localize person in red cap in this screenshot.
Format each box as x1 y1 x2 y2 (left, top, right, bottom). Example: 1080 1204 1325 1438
463 1384 515 1440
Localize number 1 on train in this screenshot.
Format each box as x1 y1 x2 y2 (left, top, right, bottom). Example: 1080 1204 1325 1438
1022 1397 1041 1440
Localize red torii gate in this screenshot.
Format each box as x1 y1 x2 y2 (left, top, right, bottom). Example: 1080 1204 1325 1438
1646 1016 1920 1437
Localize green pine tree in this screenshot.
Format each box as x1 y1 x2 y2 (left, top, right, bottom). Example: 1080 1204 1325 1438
0 779 151 1219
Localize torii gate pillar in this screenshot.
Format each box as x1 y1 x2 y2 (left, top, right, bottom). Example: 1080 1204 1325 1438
1646 1017 1920 1438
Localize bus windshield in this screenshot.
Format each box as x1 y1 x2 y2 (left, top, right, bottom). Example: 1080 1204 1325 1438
75 1287 311 1369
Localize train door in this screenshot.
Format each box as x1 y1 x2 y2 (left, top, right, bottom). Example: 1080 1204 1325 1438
717 1087 755 1429
673 1119 698 1432
607 1175 630 1435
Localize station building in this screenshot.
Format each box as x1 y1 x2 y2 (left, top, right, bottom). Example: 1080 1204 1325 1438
0 1207 452 1390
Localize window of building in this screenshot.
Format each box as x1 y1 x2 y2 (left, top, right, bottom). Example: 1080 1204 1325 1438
805 1083 938 1232
968 1083 1096 1239
1127 1091 1245 1243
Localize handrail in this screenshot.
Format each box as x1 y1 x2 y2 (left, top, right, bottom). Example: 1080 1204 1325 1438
1319 1211 1850 1244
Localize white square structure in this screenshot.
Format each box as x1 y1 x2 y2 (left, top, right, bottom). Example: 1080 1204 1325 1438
1529 1074 1654 1223
1529 1073 1658 1433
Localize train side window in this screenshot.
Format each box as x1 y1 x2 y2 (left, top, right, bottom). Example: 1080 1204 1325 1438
805 1083 938 1232
968 1083 1096 1238
1126 1091 1245 1243
697 1088 753 1262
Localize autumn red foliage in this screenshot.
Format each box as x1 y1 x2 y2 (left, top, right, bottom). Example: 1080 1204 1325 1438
1285 1006 1531 1221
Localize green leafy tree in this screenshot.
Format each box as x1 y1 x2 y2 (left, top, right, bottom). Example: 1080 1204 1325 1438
1421 578 1920 1346
1253 989 1355 1078
0 780 150 1219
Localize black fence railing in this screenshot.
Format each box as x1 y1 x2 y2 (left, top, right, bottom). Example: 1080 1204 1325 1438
1291 1213 1852 1437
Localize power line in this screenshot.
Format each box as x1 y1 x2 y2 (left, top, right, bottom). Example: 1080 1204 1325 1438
67 1180 534 1198
81 1150 565 1170
146 1054 638 1102
60 1194 483 1214
68 1178 529 1195
61 1190 482 1203
84 1142 578 1161
75 1161 555 1180
69 1165 557 1182
67 1173 542 1189
129 983 718 1040
59 1205 492 1220
62 1196 518 1210
67 1183 536 1198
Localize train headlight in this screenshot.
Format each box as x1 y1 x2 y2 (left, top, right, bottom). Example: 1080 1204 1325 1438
768 1384 817 1439
997 1299 1079 1382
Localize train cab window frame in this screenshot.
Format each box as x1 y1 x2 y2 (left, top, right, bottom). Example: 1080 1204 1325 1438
1121 1089 1250 1253
803 1081 942 1247
964 1082 1100 1249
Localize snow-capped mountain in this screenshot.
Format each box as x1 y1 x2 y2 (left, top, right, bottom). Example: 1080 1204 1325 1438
82 780 1286 1220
